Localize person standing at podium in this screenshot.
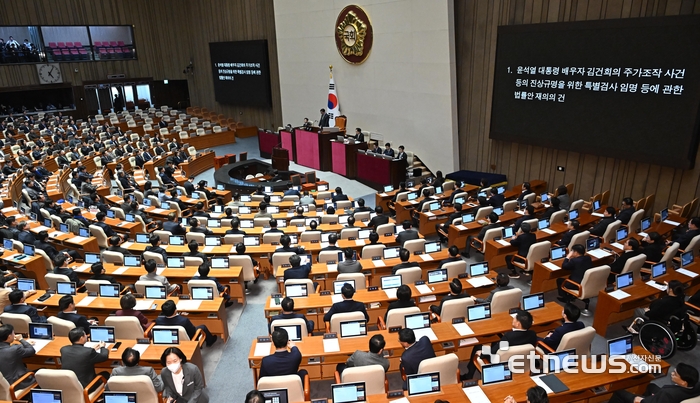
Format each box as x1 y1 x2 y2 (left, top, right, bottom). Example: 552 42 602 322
319 108 330 128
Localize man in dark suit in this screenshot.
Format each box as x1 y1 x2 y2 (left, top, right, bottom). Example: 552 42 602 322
555 219 580 247
268 297 314 335
0 323 36 388
391 248 421 274
429 278 471 318
516 182 534 204
513 205 536 233
60 328 109 390
259 328 307 383
616 197 635 225
188 218 213 236
383 143 395 158
319 233 341 258
318 108 330 127
540 304 585 350
163 213 187 236
608 238 643 283
282 254 312 283
504 221 537 278
437 203 462 243
53 254 85 287
589 207 617 238
275 235 306 256
183 176 196 196
437 246 462 269
384 285 416 321
395 145 407 162
107 235 134 256
396 220 419 246
463 310 537 380
331 187 349 203
672 217 700 250
608 362 699 403
88 263 122 289
557 244 593 301
144 234 168 262
4 290 46 323
225 218 247 236
156 300 218 347
57 295 94 332
323 283 369 322
398 328 436 388
16 221 36 245
367 206 389 230
462 212 500 258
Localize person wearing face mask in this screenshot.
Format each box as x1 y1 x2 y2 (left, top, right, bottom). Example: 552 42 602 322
160 347 208 403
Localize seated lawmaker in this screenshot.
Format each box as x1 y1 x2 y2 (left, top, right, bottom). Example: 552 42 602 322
539 303 584 350
429 278 470 319
323 283 369 322
259 328 307 383
336 334 389 376
608 362 699 403
269 297 314 335
385 284 415 321
4 289 46 323
398 328 435 389
156 300 218 347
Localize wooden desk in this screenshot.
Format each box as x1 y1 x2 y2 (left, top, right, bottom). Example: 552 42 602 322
356 152 405 191
530 252 615 294
592 262 700 336
330 140 367 179
483 223 569 269
164 129 235 150
0 249 48 289
503 180 547 200
179 151 216 179
249 302 563 382
26 291 230 341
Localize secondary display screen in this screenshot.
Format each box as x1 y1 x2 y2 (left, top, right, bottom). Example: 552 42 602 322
209 40 272 107
490 16 700 168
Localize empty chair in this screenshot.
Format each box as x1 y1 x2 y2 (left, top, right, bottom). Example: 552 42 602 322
490 288 523 314
105 316 146 339
418 353 460 385
434 297 475 323
395 267 422 284
443 260 467 279
47 317 75 337
102 251 124 265
569 199 585 212
45 273 70 290
539 326 596 356
0 313 31 334
511 241 551 275
257 375 309 403
403 239 425 255
335 365 387 395
143 251 165 265
35 369 105 403
568 230 590 250
106 375 159 403
0 366 36 400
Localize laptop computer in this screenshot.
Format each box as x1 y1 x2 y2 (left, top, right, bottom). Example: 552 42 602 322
85 252 100 264
407 192 418 201
334 280 355 294
651 262 666 279
239 206 252 214
404 312 436 340
321 232 333 243
135 233 149 243
382 247 401 260
89 326 116 343
285 283 309 298
522 293 545 311
268 206 280 214
240 195 252 202
641 217 651 232
467 303 492 322
339 320 367 338
167 257 185 268
469 262 489 277
31 390 63 403
616 272 634 290
260 389 288 403
616 227 628 242
424 241 441 254
428 202 440 212
380 275 401 290
660 208 669 222
592 200 601 212
103 392 137 403
461 213 475 224
481 362 512 385
550 246 566 261
318 184 329 191
502 227 514 238
279 324 303 341
191 286 214 300
29 323 53 340
331 382 367 403
494 207 504 216
205 236 221 246
207 219 221 228
358 229 371 239
427 268 448 284
211 257 229 268
124 255 141 267
106 210 116 219
586 237 600 251
681 250 694 268
168 235 185 246
546 348 577 373
125 214 135 223
608 334 645 368
384 185 394 192
60 223 69 233
568 209 579 220
240 219 254 228
17 278 35 291
3 238 13 251
23 244 35 256
56 282 76 295
538 219 550 231
406 372 440 396
213 205 224 214
145 285 166 299
270 195 282 203
541 193 549 203
243 236 260 246
99 284 120 297
152 328 180 345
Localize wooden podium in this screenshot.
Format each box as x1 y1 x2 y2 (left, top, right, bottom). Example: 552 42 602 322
271 147 289 171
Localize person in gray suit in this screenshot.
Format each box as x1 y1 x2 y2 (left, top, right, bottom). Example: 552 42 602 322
111 347 164 392
0 324 36 388
60 328 109 390
160 347 208 403
395 220 420 246
336 334 390 375
338 248 362 273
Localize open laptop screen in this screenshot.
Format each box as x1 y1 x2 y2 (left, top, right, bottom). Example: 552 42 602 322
99 284 120 297
331 382 367 403
17 278 35 291
56 282 76 295
29 323 53 340
547 348 577 373
481 363 512 385
469 262 489 277
339 320 367 338
404 312 431 330
550 246 566 261
616 272 634 290
31 390 63 403
608 334 634 356
467 303 491 322
406 372 440 396
380 275 401 290
522 293 544 311
279 325 302 342
651 262 666 279
427 269 448 284
103 392 137 403
145 286 166 299
334 280 355 294
681 250 694 267
152 328 179 345
285 284 308 298
191 287 214 300
90 326 116 343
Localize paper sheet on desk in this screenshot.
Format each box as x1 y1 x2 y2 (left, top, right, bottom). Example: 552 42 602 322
68 236 88 243
156 267 166 275
462 385 491 402
152 208 167 214
326 264 337 272
113 267 129 275
203 246 215 253
646 281 667 291
663 219 680 226
379 193 388 197
588 249 612 259
543 262 561 271
323 338 340 353
541 228 556 235
419 254 434 261
355 239 366 246
134 300 155 311
73 264 91 273
384 289 397 299
677 268 698 278
177 300 202 311
592 212 604 217
639 232 648 238
415 284 432 294
331 294 344 304
453 322 474 336
76 296 96 307
373 260 386 267
389 398 410 403
28 339 51 353
515 210 525 215
424 212 435 217
131 344 149 354
496 239 511 247
608 290 631 300
611 242 624 250
467 276 493 288
254 342 272 357
34 225 50 232
456 225 468 231
413 327 437 341
409 200 418 205
122 242 134 248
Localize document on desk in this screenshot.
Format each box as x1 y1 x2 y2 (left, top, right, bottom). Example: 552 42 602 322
373 260 386 267
424 212 435 217
76 296 96 307
122 242 134 248
496 239 511 247
254 342 272 357
323 338 340 353
467 276 494 288
608 290 631 300
203 246 215 253
68 236 88 243
131 344 149 354
677 268 698 278
541 228 556 235
663 219 680 226
152 208 167 214
456 225 468 231
646 281 667 291
413 327 437 341
379 193 388 197
113 267 129 275
134 300 155 311
409 200 418 205
177 300 202 311
611 242 624 250
543 262 561 271
355 239 366 246
453 322 474 336
73 263 92 273
28 339 51 353
384 288 397 299
326 264 337 272
389 398 409 403
156 267 166 275
331 294 344 304
591 212 604 217
34 225 50 232
462 385 491 402
587 249 612 259
515 210 525 215
415 284 432 294
419 254 434 261
638 232 648 238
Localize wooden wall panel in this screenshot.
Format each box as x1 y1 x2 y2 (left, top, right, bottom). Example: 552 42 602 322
455 0 700 214
0 0 281 129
